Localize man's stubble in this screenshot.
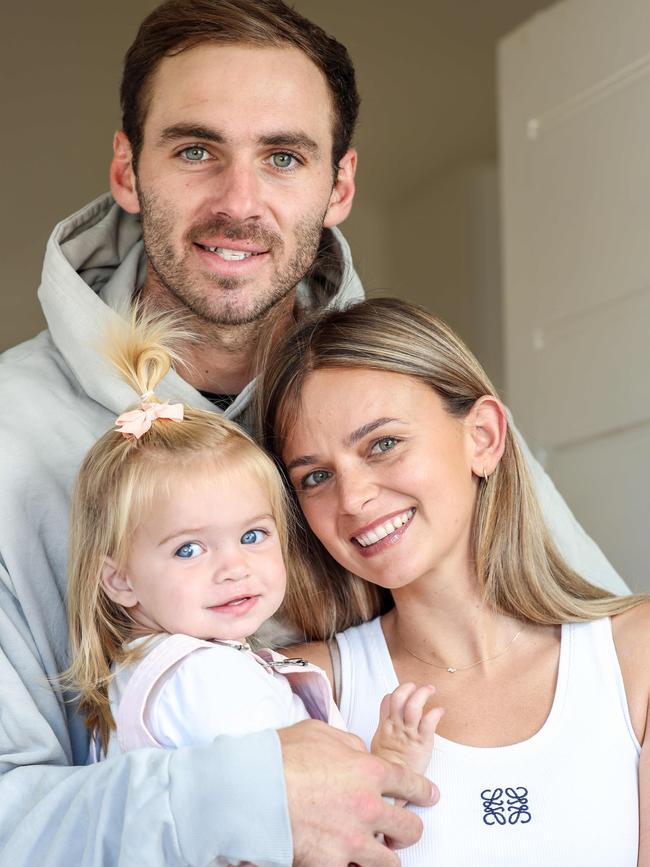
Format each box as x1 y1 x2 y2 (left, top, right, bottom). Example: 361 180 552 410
137 183 327 332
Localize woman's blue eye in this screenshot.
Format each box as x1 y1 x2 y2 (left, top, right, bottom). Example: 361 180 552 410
175 542 202 559
271 152 296 169
302 469 332 489
371 437 398 455
181 146 208 161
241 529 266 545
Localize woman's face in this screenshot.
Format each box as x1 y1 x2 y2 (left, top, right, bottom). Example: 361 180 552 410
282 367 482 592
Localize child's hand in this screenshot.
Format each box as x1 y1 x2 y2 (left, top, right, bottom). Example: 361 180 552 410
371 682 443 777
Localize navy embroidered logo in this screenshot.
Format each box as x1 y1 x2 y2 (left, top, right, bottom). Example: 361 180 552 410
481 787 532 825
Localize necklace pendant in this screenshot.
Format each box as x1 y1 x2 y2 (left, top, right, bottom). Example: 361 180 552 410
447 667 457 673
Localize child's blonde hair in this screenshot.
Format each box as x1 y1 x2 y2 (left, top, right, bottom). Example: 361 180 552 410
66 308 289 747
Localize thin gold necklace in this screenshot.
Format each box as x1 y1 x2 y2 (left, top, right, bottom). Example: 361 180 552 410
398 626 525 673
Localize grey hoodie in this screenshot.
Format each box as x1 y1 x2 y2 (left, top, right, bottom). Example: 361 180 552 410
0 193 363 867
0 194 626 867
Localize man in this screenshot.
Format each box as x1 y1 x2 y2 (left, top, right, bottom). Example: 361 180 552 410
0 3 437 866
0 1 626 865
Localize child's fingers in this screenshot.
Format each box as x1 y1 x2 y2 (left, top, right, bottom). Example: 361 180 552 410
378 691 392 722
402 684 436 729
419 705 445 739
385 682 418 723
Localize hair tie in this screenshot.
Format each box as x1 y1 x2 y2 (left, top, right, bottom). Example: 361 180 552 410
115 401 184 440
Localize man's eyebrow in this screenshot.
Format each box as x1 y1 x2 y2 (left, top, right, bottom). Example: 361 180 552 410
285 418 405 473
158 124 226 145
156 126 319 155
259 133 320 155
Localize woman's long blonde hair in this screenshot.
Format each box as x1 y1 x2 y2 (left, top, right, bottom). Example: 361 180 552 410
255 296 644 640
65 309 290 747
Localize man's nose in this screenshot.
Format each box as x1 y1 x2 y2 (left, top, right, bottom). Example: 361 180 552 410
337 466 378 515
211 159 263 224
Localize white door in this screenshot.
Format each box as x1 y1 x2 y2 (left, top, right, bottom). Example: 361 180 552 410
499 0 650 592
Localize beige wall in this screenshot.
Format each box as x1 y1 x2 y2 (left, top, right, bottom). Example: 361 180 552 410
1 1 157 349
387 161 503 389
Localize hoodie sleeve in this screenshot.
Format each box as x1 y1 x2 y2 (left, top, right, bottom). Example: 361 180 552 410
0 572 293 867
511 419 629 595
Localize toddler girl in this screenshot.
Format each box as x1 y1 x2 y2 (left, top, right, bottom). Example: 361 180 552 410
65 312 441 774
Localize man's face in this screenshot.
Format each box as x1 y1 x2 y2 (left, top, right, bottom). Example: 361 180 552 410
118 43 354 326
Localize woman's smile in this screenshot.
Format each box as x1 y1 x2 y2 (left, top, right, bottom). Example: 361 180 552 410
351 507 416 554
284 367 480 590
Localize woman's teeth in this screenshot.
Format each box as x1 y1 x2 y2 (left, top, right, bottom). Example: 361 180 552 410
354 508 415 547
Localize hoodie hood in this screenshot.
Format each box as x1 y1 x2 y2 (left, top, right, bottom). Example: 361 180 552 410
37 193 364 419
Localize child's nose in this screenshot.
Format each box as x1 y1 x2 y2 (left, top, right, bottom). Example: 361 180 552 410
213 549 249 582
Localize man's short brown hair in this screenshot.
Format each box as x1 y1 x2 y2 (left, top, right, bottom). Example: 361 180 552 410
121 0 360 170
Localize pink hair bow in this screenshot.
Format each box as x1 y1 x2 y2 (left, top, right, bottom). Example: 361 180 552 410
115 401 184 439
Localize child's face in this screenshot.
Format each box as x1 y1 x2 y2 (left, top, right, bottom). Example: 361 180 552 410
106 465 287 642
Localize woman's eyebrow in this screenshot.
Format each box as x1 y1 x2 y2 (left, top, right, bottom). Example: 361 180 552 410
285 418 405 472
345 417 405 447
285 454 318 473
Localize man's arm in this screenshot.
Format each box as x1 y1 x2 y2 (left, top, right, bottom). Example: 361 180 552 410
279 721 438 867
0 563 292 867
0 567 435 866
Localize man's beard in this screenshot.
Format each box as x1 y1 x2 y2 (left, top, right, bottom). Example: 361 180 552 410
137 185 326 327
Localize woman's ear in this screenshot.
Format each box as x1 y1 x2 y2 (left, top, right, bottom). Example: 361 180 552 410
101 557 139 608
109 131 140 215
466 396 508 479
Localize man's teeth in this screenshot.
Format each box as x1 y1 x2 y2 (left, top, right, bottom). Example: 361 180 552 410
202 246 259 260
354 509 415 548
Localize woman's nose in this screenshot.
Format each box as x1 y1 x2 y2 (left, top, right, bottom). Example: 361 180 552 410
336 466 377 515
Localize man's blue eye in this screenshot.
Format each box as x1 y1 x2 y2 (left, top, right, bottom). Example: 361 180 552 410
181 146 208 161
175 542 202 558
271 152 295 169
241 529 266 545
302 469 331 489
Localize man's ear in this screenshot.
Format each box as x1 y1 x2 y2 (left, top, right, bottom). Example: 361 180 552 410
110 131 141 214
323 148 357 228
101 557 139 608
466 396 508 479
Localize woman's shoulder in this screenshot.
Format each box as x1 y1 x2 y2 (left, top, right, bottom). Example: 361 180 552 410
612 600 650 744
284 641 333 683
612 599 650 658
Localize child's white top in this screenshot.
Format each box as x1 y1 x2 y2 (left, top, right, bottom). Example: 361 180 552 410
337 616 640 867
106 634 341 756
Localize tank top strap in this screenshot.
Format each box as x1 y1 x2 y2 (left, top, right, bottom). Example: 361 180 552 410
564 617 640 750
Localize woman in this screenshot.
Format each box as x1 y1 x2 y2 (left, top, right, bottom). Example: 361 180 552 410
256 297 649 866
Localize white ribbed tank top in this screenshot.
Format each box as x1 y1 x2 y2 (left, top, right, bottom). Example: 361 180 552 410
337 617 639 866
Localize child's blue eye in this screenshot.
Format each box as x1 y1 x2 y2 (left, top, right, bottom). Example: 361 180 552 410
175 542 202 559
241 529 266 545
